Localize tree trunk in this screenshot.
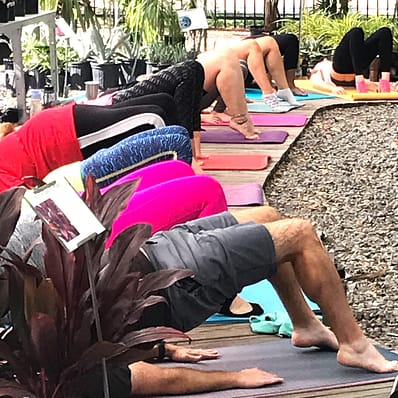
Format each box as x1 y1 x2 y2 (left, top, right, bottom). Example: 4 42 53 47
264 0 279 33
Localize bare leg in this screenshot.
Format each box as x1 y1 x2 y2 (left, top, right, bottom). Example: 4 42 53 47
197 50 259 139
237 36 298 105
253 37 290 91
265 217 398 373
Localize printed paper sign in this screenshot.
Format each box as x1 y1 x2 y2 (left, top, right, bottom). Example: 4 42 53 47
24 179 105 252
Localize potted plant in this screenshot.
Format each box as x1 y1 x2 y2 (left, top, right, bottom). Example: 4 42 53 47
0 179 191 397
123 0 183 48
299 35 333 76
22 34 51 89
89 18 132 90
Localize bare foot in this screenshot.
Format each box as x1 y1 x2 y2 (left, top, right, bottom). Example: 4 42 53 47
291 317 339 351
291 86 308 96
229 114 259 139
337 339 398 373
228 295 254 315
200 111 230 124
191 158 204 174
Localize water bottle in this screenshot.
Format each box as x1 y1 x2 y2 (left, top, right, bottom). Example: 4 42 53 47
30 89 42 118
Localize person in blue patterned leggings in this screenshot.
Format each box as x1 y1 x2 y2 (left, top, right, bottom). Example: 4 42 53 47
46 125 192 189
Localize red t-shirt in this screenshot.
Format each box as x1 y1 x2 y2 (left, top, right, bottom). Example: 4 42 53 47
0 104 83 193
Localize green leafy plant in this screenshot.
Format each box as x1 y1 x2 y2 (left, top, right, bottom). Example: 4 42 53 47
89 17 134 64
0 178 192 397
124 0 184 47
40 0 97 32
279 10 398 54
299 35 333 66
22 34 51 72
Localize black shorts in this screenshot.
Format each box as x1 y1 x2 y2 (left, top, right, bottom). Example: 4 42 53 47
143 212 277 331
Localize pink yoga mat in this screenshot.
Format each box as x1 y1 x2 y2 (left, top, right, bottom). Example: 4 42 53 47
201 114 307 127
201 154 270 171
222 183 264 206
201 129 288 144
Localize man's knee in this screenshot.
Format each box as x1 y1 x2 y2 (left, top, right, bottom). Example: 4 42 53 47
291 218 319 244
232 205 282 224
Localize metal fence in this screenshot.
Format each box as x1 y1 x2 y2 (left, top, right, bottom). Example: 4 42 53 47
203 0 398 29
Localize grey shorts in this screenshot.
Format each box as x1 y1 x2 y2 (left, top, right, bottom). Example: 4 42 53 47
143 212 277 332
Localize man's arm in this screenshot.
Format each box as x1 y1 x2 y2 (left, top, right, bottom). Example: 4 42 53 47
129 361 283 396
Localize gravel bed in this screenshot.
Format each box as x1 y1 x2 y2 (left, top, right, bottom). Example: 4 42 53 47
264 102 398 348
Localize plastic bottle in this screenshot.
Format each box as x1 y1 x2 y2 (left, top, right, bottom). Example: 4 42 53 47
29 89 42 118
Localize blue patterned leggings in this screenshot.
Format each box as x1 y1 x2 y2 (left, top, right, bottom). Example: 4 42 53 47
81 125 192 187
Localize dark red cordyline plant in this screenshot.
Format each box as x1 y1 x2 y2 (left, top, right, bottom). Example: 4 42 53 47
0 176 192 397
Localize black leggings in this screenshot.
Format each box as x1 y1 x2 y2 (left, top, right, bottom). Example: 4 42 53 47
243 33 300 89
74 93 178 157
111 60 205 138
273 33 300 70
333 27 392 75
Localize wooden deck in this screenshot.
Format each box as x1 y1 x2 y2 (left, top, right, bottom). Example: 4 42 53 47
189 95 396 397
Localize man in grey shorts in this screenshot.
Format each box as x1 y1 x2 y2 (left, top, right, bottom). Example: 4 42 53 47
7 204 398 396
144 211 277 332
123 205 398 397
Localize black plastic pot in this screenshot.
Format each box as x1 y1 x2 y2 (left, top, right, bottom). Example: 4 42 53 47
8 0 15 20
15 0 25 16
27 68 48 89
25 0 37 14
69 60 92 89
3 58 30 95
91 62 121 90
0 0 9 22
119 58 136 86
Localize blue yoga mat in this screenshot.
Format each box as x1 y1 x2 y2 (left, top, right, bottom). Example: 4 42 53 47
245 88 336 101
206 279 319 323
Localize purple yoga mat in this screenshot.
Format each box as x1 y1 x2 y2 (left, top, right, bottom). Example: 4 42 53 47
202 114 307 127
201 129 288 144
222 183 264 206
251 113 308 126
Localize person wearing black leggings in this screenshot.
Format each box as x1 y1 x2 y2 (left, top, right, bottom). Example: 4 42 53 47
310 27 393 94
112 60 205 140
74 92 179 157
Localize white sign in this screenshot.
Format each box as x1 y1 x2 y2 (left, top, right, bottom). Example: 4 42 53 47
177 8 208 32
24 179 105 253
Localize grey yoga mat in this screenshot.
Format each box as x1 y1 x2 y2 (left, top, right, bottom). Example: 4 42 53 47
155 339 398 397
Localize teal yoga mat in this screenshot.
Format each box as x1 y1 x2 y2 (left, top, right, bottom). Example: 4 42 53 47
245 88 336 101
206 279 319 323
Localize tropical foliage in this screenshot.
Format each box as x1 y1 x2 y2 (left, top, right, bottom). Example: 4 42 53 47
0 177 192 397
124 0 184 47
279 10 398 52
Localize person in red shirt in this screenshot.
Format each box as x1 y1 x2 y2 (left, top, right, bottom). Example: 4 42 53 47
0 93 178 193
